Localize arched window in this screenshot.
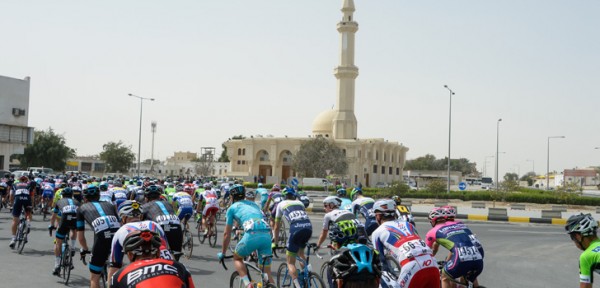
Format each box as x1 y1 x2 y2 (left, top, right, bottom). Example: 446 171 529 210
242 148 246 156
237 148 242 156
376 151 379 161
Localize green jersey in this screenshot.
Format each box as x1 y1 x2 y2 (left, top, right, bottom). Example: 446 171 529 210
580 239 600 284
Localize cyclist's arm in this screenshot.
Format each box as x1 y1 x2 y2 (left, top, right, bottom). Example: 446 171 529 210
579 252 595 288
76 213 89 251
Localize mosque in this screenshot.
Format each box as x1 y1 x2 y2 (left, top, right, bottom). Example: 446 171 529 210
224 0 408 187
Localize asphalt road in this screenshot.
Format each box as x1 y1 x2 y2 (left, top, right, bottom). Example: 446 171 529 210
0 206 581 288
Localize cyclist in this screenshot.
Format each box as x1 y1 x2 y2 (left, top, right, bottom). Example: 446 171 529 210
0 180 8 209
350 187 378 236
336 188 353 211
218 184 273 288
110 230 195 288
113 186 129 208
41 180 55 215
9 175 34 249
566 213 600 287
256 183 270 210
108 200 172 283
195 183 220 236
142 185 183 261
328 243 382 288
392 195 416 228
49 187 80 276
263 185 284 229
98 182 115 203
77 185 121 288
426 206 483 288
171 190 194 229
71 185 83 203
371 199 439 288
316 196 358 250
273 186 312 288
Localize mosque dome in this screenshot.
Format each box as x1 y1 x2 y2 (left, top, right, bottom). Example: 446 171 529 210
312 109 336 137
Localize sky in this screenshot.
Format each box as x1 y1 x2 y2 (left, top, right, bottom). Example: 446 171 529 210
1 0 599 180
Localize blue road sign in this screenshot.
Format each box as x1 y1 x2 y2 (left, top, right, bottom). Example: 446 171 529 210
291 178 299 186
458 182 467 191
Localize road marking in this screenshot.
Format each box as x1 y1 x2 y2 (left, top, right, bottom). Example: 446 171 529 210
487 229 563 235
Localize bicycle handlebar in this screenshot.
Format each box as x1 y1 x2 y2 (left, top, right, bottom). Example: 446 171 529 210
80 249 91 265
314 244 335 259
219 255 234 270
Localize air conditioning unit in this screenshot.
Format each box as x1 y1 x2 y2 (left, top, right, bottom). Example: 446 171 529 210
12 108 25 116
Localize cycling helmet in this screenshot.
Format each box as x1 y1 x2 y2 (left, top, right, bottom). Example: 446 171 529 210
443 205 457 219
282 187 297 199
19 175 28 182
84 185 100 197
61 187 73 197
230 184 246 200
99 182 108 191
328 220 357 244
271 184 280 192
183 186 194 194
144 185 161 198
59 182 68 189
373 199 396 215
391 195 401 206
245 189 256 199
118 200 144 218
350 187 362 200
345 243 374 273
258 183 263 188
123 229 162 256
566 213 598 236
323 196 342 208
428 207 447 224
336 188 347 197
329 244 380 281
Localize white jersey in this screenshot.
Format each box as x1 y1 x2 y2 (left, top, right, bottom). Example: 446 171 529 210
371 220 433 265
109 220 172 268
202 189 219 208
322 209 356 231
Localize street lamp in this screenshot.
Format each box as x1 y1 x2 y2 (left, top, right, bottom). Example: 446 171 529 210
496 118 502 191
546 136 565 190
526 159 535 175
128 93 155 179
444 85 455 193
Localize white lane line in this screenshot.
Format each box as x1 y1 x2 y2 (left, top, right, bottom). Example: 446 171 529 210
487 229 563 235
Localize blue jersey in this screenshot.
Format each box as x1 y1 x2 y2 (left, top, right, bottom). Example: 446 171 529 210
256 188 270 208
226 200 269 232
275 200 311 226
340 198 353 211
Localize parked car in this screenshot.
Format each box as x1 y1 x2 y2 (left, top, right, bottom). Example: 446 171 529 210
375 182 389 188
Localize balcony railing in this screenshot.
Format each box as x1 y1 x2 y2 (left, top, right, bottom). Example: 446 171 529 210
0 124 34 144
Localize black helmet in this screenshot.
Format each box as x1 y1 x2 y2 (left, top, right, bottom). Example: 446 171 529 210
61 187 73 197
566 213 598 236
123 229 162 256
144 185 161 198
84 185 100 197
230 184 246 201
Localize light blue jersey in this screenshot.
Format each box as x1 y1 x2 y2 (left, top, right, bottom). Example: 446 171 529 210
226 200 269 231
256 188 270 209
340 198 353 211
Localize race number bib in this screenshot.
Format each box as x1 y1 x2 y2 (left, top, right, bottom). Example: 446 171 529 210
61 205 78 214
155 214 180 225
457 245 483 261
401 239 431 259
91 216 120 233
242 218 270 232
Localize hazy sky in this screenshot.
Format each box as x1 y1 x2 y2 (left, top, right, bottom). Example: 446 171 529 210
1 1 598 179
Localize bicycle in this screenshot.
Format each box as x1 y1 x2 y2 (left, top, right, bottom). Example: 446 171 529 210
50 227 74 285
275 243 326 288
199 212 218 247
81 251 108 288
181 218 194 259
15 209 29 254
220 254 276 288
437 260 486 288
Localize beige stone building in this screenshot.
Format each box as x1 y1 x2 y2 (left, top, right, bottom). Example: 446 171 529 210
224 0 408 187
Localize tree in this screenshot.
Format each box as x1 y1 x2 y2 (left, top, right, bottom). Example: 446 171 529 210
404 154 478 176
99 141 135 173
292 136 348 178
193 155 214 176
218 135 246 162
520 172 536 186
19 128 75 171
504 172 519 181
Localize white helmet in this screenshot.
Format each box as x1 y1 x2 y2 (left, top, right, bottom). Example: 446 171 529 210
323 196 342 208
373 199 396 215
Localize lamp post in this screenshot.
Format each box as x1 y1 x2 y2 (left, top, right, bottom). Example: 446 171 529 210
128 93 155 179
150 121 157 173
546 136 565 190
444 85 455 193
496 118 502 191
526 159 535 175
484 155 495 177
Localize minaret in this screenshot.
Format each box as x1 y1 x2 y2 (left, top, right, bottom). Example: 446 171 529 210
332 0 358 140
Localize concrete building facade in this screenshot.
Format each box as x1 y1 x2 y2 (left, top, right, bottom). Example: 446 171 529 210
225 0 408 187
0 75 34 170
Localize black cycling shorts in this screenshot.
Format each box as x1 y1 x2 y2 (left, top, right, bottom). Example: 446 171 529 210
89 229 118 274
161 223 183 253
55 214 77 240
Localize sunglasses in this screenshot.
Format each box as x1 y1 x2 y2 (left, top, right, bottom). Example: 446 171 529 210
570 233 578 241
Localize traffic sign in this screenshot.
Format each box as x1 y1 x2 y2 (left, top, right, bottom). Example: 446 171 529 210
291 178 299 186
458 182 467 191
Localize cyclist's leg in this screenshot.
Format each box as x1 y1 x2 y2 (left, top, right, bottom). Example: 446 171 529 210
54 225 68 273
255 231 274 283
89 236 111 288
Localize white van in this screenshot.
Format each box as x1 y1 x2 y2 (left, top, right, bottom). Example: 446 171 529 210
302 178 332 187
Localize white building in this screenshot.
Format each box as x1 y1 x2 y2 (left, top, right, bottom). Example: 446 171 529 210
225 0 408 187
0 75 34 170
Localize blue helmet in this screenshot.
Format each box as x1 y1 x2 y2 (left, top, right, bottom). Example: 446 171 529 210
282 186 297 199
336 188 347 197
346 243 374 273
230 184 246 200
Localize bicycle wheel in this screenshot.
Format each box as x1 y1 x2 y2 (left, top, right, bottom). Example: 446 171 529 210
385 254 401 278
198 221 207 244
229 229 241 253
209 220 218 248
17 222 26 254
276 263 292 288
276 221 287 255
319 261 334 288
229 271 243 288
63 245 72 285
184 229 193 259
308 272 327 288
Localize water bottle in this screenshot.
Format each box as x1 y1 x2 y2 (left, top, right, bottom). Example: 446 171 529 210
307 263 312 272
61 243 66 254
256 283 262 288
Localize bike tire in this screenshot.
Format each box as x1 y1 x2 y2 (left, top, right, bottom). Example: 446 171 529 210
229 271 243 288
184 230 194 259
276 221 287 255
198 222 206 245
276 262 292 288
17 223 26 254
319 261 334 288
385 254 401 278
63 246 72 285
209 221 218 248
229 229 240 253
308 272 327 288
102 265 108 288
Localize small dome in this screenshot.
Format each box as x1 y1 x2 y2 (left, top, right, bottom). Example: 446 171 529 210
312 109 335 136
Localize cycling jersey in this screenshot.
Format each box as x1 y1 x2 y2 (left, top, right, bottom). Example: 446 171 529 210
396 205 416 226
340 197 353 211
0 182 7 196
200 189 219 217
256 187 270 209
172 192 194 222
275 199 312 255
110 258 195 288
579 239 600 284
142 200 182 256
226 200 271 264
53 197 80 240
11 181 33 217
110 220 172 268
351 197 378 236
425 220 484 283
76 200 121 274
372 220 439 288
100 187 117 203
322 208 356 231
113 190 129 208
42 183 55 199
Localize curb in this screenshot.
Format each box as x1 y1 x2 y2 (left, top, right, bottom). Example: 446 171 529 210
306 207 567 225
